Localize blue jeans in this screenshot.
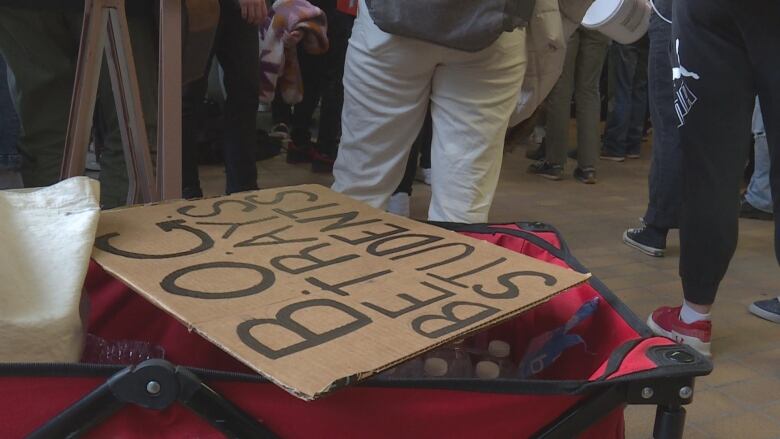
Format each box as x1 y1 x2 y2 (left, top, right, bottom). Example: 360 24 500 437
602 37 649 157
643 0 682 230
746 100 772 212
0 55 20 171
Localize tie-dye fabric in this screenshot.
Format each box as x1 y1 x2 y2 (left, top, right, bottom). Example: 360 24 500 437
259 0 329 104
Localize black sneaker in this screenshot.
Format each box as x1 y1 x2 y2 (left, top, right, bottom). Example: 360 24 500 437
623 225 667 257
573 167 596 184
600 151 626 162
749 298 780 323
527 160 563 180
526 140 546 160
567 149 578 160
739 197 773 221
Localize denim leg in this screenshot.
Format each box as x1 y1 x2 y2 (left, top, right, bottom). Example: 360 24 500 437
644 0 683 229
746 132 773 213
602 43 637 156
626 37 649 155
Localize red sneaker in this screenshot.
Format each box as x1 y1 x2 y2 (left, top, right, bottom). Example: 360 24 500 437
647 306 712 357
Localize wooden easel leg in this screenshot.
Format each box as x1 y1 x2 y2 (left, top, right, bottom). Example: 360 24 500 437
157 0 183 200
63 0 183 204
104 0 159 203
60 0 108 180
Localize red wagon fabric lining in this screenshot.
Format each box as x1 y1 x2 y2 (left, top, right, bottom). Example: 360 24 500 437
0 221 711 439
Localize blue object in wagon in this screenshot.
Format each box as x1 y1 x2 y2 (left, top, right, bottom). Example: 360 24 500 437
517 297 600 379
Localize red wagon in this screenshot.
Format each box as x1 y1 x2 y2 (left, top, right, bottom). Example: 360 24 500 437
0 221 711 439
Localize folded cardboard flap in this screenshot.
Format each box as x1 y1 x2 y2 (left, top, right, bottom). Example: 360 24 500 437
0 177 101 363
92 184 589 400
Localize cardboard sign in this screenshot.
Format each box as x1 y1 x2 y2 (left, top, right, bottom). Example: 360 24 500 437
92 185 589 400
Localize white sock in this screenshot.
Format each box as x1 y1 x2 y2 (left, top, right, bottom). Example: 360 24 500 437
679 301 711 324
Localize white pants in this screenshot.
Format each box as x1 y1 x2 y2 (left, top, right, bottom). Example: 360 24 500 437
331 2 527 223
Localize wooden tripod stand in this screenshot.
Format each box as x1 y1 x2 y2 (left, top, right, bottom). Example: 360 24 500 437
60 0 184 204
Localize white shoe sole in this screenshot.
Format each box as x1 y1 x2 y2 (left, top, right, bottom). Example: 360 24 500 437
647 315 712 358
623 231 665 257
749 303 780 323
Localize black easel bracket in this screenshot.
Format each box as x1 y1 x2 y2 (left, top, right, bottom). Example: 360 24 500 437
28 359 276 439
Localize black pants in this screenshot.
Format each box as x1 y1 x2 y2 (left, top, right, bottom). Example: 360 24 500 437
271 5 354 158
182 0 260 197
675 0 780 305
643 0 682 230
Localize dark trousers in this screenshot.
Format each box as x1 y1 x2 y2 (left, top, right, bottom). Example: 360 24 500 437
674 0 780 305
395 109 432 195
182 0 259 196
271 6 354 158
0 55 20 170
602 36 649 157
644 0 682 230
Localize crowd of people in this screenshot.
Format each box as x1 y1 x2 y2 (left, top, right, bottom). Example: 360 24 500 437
0 0 778 358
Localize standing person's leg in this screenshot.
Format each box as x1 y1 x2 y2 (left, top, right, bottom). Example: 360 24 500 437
625 0 680 257
311 8 354 172
744 1 780 323
573 29 608 183
428 29 526 222
647 0 756 356
417 109 433 184
181 64 212 199
270 91 292 131
601 42 636 161
214 0 259 194
0 55 21 189
528 29 579 180
0 9 77 189
331 2 436 209
0 54 20 172
288 48 324 162
742 101 773 218
625 36 649 158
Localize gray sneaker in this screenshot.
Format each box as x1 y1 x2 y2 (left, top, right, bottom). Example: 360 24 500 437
749 298 780 323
